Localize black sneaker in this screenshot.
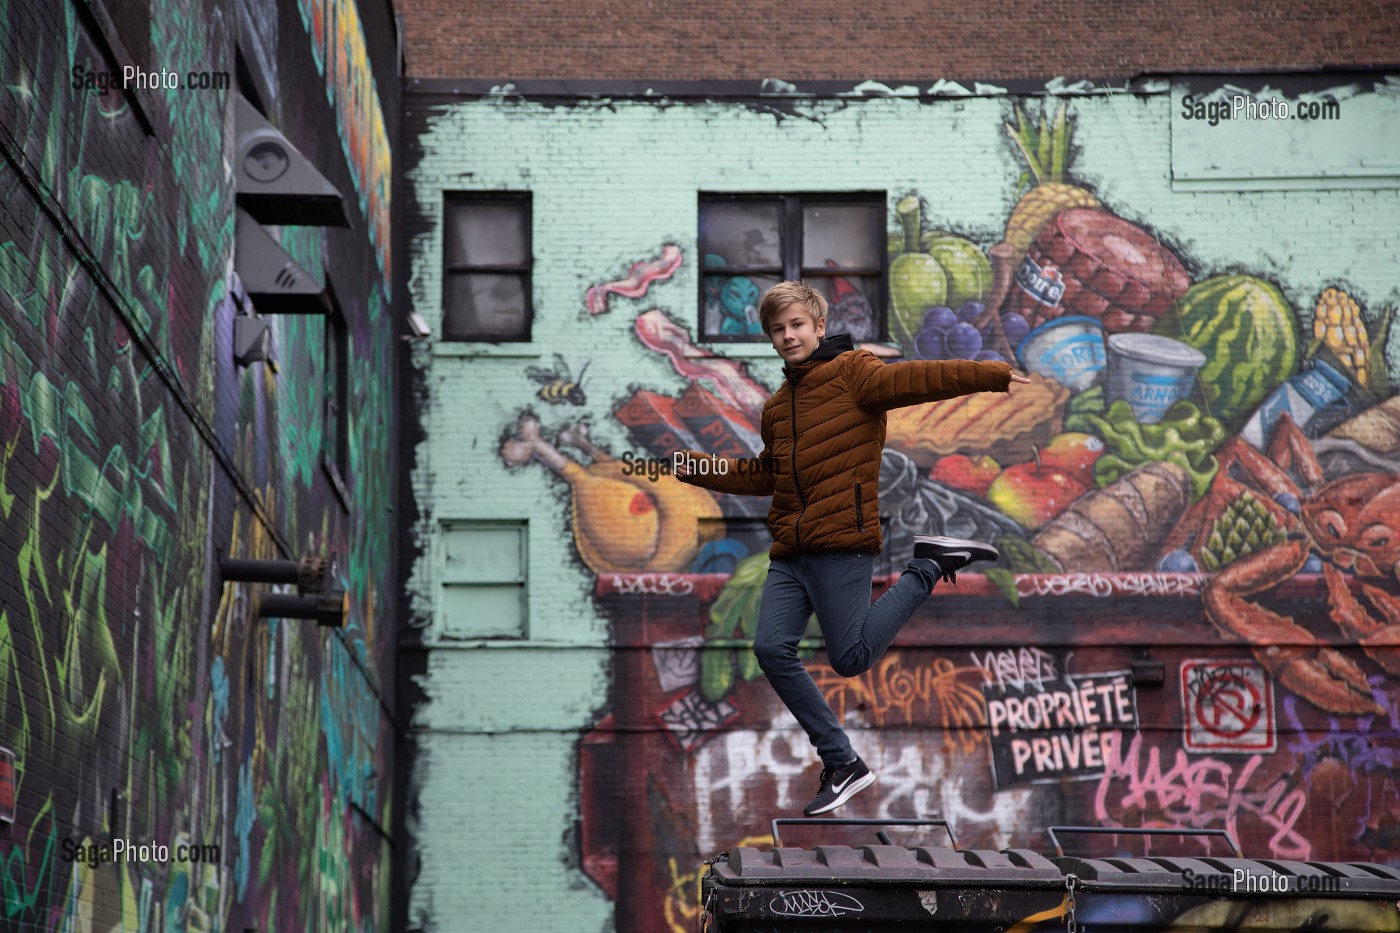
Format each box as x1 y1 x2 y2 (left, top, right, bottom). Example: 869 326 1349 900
912 535 999 585
803 756 875 816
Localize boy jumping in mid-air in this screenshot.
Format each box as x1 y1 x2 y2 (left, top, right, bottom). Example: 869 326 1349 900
676 281 1030 816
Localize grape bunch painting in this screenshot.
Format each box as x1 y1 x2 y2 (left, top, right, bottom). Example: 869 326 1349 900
914 302 1030 362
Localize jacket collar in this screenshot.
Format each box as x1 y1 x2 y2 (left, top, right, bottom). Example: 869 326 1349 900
783 332 855 380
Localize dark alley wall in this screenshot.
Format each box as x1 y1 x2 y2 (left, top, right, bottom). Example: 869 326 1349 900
0 0 399 928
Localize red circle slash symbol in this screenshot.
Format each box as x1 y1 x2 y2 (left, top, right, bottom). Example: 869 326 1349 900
1193 672 1262 740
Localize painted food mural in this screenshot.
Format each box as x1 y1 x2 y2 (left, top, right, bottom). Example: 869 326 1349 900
495 100 1400 932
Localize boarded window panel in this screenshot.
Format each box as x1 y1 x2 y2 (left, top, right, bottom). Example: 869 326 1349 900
445 201 529 266
699 202 782 269
802 203 882 270
440 584 525 639
444 273 529 341
442 524 524 583
440 522 526 639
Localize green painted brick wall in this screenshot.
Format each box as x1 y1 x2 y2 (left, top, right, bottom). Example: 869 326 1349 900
403 85 1400 931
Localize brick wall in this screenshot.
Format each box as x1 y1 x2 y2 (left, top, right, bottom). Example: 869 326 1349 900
0 0 398 929
401 78 1400 930
399 0 1400 80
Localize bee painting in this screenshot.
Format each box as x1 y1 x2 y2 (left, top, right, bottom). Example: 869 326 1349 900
526 354 589 406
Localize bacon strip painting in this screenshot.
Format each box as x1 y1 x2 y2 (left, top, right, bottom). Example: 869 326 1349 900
634 309 770 416
586 244 684 315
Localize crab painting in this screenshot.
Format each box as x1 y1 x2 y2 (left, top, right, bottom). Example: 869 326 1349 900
1196 414 1400 715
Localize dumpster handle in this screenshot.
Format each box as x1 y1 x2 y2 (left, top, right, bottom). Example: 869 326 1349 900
1046 825 1243 858
771 818 959 850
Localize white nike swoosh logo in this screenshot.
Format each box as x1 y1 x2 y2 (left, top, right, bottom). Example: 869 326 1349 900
832 773 858 794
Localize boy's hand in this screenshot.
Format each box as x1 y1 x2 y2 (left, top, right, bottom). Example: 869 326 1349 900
1009 371 1032 386
674 460 691 479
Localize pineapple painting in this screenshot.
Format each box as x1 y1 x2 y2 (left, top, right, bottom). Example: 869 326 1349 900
1003 100 1101 262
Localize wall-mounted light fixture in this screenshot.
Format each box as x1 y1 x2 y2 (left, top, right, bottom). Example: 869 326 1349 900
235 208 332 315
405 312 432 340
218 554 349 628
234 95 351 228
233 312 273 368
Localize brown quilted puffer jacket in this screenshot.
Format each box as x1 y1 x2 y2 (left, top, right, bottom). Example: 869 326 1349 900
678 333 1012 557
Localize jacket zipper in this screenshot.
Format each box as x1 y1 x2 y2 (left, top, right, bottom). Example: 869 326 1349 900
855 483 864 532
788 373 808 550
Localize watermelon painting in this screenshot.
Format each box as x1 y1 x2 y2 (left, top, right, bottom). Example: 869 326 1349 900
1154 274 1300 431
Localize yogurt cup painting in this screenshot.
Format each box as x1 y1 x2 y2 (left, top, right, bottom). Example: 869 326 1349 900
1105 333 1208 423
1016 316 1108 393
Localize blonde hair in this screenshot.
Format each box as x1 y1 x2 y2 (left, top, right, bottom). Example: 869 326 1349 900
758 281 827 334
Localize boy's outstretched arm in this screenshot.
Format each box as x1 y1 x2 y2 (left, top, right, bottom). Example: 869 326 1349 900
673 447 777 496
850 355 1028 412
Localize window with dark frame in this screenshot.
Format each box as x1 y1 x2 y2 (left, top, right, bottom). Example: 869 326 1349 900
698 194 886 342
442 193 532 342
324 306 349 491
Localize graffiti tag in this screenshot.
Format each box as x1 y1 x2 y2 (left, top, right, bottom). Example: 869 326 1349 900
768 890 864 918
691 729 1037 852
604 573 695 596
1094 733 1309 860
971 647 1058 691
1015 573 1202 598
652 636 705 693
811 654 987 735
657 691 739 754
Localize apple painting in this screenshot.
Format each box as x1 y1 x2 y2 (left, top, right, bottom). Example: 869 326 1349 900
1038 432 1106 488
986 449 1088 529
929 454 1002 498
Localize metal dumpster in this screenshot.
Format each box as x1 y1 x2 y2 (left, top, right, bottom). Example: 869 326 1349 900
701 819 1066 931
701 823 1400 932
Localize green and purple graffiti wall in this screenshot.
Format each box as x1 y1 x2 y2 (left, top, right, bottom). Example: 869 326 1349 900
0 0 398 929
400 75 1400 931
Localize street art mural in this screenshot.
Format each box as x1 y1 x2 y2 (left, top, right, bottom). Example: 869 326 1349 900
450 92 1400 931
0 0 395 931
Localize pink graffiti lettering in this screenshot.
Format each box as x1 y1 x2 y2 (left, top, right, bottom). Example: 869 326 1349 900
1016 573 1203 599
1094 734 1309 860
585 245 684 315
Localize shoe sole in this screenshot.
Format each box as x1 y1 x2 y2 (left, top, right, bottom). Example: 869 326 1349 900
912 535 999 561
804 772 876 816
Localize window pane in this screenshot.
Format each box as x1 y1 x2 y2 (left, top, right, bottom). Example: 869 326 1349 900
699 202 781 268
802 203 882 269
444 273 529 340
811 274 880 342
702 273 780 338
445 201 529 266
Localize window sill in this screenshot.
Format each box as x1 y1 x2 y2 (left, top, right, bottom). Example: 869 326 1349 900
432 341 543 358
689 342 777 359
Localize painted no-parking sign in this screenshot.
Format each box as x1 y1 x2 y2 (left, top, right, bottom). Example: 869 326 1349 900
1181 659 1275 754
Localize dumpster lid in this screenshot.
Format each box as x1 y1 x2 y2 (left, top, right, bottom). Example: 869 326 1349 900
712 845 1064 886
1055 855 1400 896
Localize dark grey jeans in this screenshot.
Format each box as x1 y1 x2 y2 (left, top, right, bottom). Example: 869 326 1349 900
753 552 943 768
